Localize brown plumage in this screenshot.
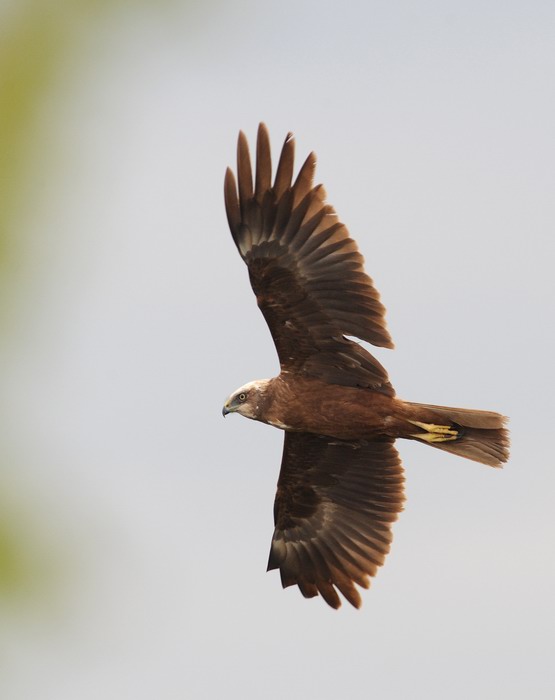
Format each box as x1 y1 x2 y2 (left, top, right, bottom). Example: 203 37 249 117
222 124 510 609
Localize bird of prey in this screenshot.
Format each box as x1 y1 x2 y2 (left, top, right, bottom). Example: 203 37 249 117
222 124 509 609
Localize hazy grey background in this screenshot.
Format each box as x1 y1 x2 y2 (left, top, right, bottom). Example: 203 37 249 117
1 0 554 698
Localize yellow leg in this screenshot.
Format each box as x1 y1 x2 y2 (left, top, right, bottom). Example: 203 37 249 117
407 419 459 443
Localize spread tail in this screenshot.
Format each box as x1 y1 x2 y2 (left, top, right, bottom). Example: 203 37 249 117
404 402 510 468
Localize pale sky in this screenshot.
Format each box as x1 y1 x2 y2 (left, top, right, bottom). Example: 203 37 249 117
2 1 554 698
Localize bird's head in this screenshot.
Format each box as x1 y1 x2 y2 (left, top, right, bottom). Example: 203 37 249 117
222 379 271 421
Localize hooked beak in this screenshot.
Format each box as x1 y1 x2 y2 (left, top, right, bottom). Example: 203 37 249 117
222 401 231 417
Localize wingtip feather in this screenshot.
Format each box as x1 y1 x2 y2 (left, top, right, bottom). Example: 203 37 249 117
237 130 253 205
293 150 317 205
273 131 295 198
255 122 272 202
224 167 240 235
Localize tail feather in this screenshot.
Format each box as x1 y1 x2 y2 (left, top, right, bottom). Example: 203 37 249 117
406 402 510 468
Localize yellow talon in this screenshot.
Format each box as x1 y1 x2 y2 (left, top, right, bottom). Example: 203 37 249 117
407 419 459 442
410 432 459 443
408 420 458 435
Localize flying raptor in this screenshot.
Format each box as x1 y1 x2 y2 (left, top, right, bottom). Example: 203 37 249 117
222 124 509 609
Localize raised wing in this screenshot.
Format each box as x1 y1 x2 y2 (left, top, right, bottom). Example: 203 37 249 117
224 123 394 393
267 432 405 609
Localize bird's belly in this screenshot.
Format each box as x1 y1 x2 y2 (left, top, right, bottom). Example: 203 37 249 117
291 404 387 439
275 380 397 440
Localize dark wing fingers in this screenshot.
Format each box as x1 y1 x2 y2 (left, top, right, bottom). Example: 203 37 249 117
291 151 317 208
255 123 272 201
224 167 240 238
273 132 295 198
237 130 253 209
224 124 394 391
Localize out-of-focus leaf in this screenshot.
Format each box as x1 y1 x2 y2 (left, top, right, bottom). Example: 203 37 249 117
0 0 178 602
0 0 174 298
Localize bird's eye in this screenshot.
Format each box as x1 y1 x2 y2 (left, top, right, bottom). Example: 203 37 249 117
238 392 247 402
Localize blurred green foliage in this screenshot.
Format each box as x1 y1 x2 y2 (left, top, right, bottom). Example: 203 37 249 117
0 0 173 603
1 2 69 276
0 0 91 605
0 0 166 289
0 504 42 599
0 483 62 609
